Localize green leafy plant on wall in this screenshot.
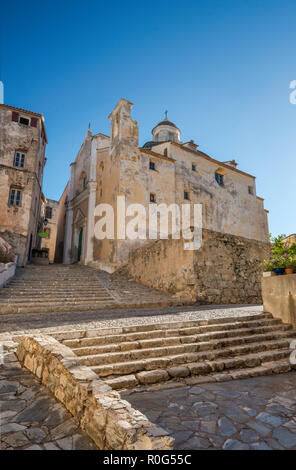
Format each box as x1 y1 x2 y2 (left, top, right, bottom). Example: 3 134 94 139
261 234 296 272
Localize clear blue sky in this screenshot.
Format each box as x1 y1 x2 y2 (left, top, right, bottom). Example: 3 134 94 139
1 0 295 237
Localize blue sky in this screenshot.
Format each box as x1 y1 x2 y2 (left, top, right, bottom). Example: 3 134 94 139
1 0 295 236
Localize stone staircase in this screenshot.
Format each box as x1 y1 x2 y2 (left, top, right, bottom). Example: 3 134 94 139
0 264 184 315
53 312 296 390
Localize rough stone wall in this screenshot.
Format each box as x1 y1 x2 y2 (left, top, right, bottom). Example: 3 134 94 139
122 229 270 304
16 335 174 450
0 105 46 265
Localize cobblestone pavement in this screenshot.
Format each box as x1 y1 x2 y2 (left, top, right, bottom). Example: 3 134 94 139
123 373 296 450
0 304 262 337
0 352 96 450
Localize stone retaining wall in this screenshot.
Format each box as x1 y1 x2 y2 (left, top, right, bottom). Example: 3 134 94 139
262 274 296 328
118 229 270 304
16 335 174 450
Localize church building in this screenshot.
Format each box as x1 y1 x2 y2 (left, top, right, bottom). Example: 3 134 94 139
57 98 269 271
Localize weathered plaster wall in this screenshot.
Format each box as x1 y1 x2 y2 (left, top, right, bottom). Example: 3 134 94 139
122 229 270 304
41 199 59 262
0 105 46 265
55 184 68 263
169 143 269 243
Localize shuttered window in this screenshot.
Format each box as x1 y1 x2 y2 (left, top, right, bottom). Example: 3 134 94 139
12 111 19 122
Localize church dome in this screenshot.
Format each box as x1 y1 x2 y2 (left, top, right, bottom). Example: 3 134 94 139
152 119 179 133
150 112 181 144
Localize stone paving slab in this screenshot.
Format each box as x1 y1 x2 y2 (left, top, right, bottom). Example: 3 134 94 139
0 352 97 450
122 372 296 450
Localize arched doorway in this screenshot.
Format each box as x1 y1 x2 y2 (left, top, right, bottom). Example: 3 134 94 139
78 227 83 262
27 233 33 261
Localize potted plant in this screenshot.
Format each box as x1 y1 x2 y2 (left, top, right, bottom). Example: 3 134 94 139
273 256 286 275
286 257 296 275
261 259 276 277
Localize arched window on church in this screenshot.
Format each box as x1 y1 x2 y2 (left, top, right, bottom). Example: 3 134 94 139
79 172 87 192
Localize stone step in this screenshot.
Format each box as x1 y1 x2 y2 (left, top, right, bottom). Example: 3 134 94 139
71 323 291 356
0 291 111 297
79 330 296 367
63 317 282 348
8 281 102 286
0 295 114 303
0 299 181 314
90 339 293 378
104 357 295 390
52 313 273 342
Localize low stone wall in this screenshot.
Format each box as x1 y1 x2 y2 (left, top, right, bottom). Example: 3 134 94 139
119 229 270 304
262 274 296 328
0 261 16 287
16 335 174 450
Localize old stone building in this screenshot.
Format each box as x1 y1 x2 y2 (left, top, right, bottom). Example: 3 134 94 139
0 104 47 265
58 98 269 272
283 234 296 246
41 198 59 263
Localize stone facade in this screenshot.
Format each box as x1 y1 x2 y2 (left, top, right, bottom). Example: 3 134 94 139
118 229 270 304
0 104 47 265
41 198 59 263
16 335 174 450
58 98 269 269
283 234 296 247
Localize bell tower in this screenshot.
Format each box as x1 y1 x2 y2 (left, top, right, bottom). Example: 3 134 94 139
108 98 139 149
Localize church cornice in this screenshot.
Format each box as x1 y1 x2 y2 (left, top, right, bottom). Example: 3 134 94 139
171 142 256 180
140 148 175 163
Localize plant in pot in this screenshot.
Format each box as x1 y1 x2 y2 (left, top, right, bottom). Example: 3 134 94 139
286 257 296 274
41 248 49 258
272 256 286 275
261 259 275 276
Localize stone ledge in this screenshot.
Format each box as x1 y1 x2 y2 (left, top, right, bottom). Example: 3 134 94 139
16 334 174 450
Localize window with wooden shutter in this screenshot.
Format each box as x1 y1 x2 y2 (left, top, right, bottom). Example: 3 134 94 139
12 111 19 122
30 117 38 127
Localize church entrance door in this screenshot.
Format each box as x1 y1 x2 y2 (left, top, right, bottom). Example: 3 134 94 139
78 227 83 262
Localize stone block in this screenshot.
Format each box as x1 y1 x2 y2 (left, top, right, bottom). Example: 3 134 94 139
137 369 169 384
167 366 190 378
